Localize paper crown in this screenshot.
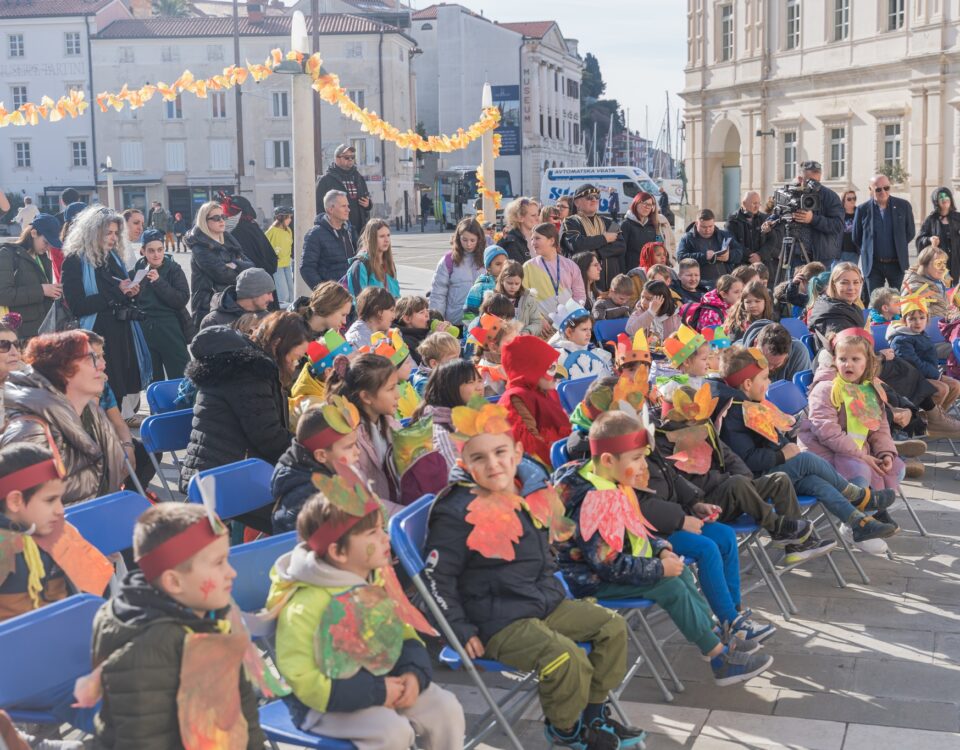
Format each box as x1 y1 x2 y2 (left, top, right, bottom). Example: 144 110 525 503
469 313 505 347
301 395 361 452
307 330 355 375
722 348 769 388
900 286 930 317
589 410 654 458
540 291 590 332
363 328 410 367
451 396 512 443
831 326 874 351
309 463 382 554
0 419 67 499
663 382 718 424
702 325 731 350
663 324 707 367
615 329 652 367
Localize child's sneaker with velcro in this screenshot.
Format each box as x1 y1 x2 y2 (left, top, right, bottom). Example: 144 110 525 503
588 704 646 748
729 609 776 644
769 517 813 547
783 536 837 566
855 487 897 513
544 720 620 750
711 639 774 686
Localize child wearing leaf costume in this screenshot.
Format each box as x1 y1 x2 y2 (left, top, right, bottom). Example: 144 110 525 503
272 396 362 534
289 330 356 431
89 503 267 750
552 411 773 687
546 297 613 381
717 346 898 554
472 308 519 397
270 475 465 750
423 399 642 750
361 328 422 422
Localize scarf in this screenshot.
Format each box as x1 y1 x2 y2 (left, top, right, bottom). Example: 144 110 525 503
577 213 606 238
830 377 883 449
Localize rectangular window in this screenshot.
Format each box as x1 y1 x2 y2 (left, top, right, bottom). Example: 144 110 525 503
120 141 143 171
8 34 23 58
269 140 291 168
785 0 800 49
829 127 846 179
71 140 88 167
345 42 363 58
349 138 368 166
566 79 579 99
207 44 224 61
211 91 227 119
883 123 902 167
11 85 27 109
833 0 849 41
164 94 183 120
573 123 580 145
161 45 179 62
64 32 81 56
209 139 232 171
165 141 186 172
347 89 365 109
118 46 134 63
273 193 293 210
271 91 289 118
14 142 30 168
888 0 905 31
782 131 797 180
720 4 734 61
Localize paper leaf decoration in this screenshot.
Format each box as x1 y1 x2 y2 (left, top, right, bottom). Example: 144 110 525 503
0 531 23 586
522 486 576 544
844 383 883 431
312 466 371 517
177 632 249 750
316 586 405 679
380 562 438 636
34 521 113 596
464 490 524 560
613 367 650 409
664 424 714 475
391 416 434 477
322 394 361 435
225 606 291 699
451 397 512 441
397 380 421 420
666 383 718 423
194 475 226 536
580 488 657 554
742 400 795 444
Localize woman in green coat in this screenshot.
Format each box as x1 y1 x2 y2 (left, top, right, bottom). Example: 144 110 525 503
0 214 61 339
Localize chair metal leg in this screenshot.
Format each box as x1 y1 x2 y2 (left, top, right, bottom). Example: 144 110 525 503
819 507 871 584
634 611 684 694
898 489 929 536
122 453 147 496
745 541 791 620
799 505 847 589
148 451 176 501
753 537 798 615
618 611 673 703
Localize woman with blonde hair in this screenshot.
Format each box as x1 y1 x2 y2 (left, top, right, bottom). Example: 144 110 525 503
185 199 253 328
499 196 540 264
344 218 400 298
60 206 152 401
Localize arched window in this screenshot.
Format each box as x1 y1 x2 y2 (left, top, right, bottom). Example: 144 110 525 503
420 23 433 30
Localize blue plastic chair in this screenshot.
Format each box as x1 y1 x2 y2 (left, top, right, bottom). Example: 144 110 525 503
187 458 274 522
792 369 813 398
259 701 355 749
228 531 297 613
766 380 808 417
550 438 570 470
862 308 870 324
0 594 104 722
926 315 946 345
146 378 185 415
779 317 810 339
557 375 595 413
65 490 152 556
140 408 193 499
800 333 817 360
871 323 891 352
594 318 628 346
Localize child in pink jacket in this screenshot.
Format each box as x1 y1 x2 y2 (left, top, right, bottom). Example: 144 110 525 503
682 274 743 331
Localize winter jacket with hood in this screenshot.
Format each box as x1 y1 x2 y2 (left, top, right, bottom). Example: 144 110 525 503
675 223 743 287
344 252 401 300
917 186 960 282
179 326 292 493
686 287 730 331
0 241 53 339
269 545 430 726
271 440 333 534
300 214 358 290
230 217 279 277
1 367 125 505
887 323 941 379
0 513 67 622
185 226 253 327
423 459 567 644
428 251 482 325
621 212 676 270
199 286 257 330
90 571 265 750
741 318 812 383
315 164 371 236
901 268 949 319
562 213 626 290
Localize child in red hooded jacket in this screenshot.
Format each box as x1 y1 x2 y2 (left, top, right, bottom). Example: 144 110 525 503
498 334 572 467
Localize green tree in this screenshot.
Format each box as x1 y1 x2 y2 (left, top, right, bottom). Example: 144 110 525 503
581 53 606 100
152 0 191 17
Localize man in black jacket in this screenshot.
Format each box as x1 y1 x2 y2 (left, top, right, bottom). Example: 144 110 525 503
562 183 626 291
315 144 371 236
676 209 743 288
301 190 357 290
726 191 776 279
791 161 844 266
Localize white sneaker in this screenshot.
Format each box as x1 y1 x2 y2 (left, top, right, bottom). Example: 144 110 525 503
839 523 889 555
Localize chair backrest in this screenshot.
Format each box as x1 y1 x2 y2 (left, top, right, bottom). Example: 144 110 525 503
792 369 814 398
593 318 627 346
926 315 946 344
0 594 104 708
387 494 436 578
871 323 891 352
64 491 152 556
551 438 570 470
766 379 808 416
187 458 275 520
146 378 185 415
557 375 595 414
953 337 960 362
139 408 193 454
862 308 869 324
779 317 810 339
228 531 298 612
800 334 817 360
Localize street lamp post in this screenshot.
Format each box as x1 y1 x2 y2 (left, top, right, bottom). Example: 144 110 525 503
480 83 495 223
101 156 116 209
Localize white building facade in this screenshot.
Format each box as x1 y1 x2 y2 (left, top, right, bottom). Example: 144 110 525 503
681 0 960 219
91 13 417 223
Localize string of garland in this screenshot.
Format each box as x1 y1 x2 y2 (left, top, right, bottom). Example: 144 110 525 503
0 49 502 156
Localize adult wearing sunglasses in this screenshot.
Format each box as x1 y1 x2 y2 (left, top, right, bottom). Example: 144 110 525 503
839 190 859 266
917 186 960 283
562 183 626 291
852 173 916 293
0 315 23 427
315 143 371 237
185 200 254 329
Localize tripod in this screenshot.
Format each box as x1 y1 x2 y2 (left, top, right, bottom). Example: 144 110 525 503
772 219 811 288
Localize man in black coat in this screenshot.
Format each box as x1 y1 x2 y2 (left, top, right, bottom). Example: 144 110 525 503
562 183 626 291
301 190 358 289
726 191 777 278
315 143 371 236
790 161 844 266
222 193 279 309
852 173 916 292
676 209 743 289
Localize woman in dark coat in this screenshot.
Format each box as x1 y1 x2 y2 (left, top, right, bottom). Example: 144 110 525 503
60 206 149 401
185 200 253 328
917 186 960 283
223 193 279 309
0 214 59 339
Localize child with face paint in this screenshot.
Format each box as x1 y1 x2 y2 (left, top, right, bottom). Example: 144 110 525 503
552 411 773 687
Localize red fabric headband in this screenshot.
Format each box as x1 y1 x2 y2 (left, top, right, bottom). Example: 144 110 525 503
589 430 649 457
137 518 222 582
723 362 765 389
0 460 61 499
832 327 874 350
307 500 381 555
301 428 344 453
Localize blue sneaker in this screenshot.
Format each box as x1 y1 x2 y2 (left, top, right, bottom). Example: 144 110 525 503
544 720 621 749
590 705 646 748
711 640 774 686
730 610 776 644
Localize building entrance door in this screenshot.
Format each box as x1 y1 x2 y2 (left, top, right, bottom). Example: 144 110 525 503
722 166 741 219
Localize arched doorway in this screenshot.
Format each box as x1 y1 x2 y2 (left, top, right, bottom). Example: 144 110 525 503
706 120 742 218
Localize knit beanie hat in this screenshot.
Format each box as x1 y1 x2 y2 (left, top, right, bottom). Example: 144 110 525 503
140 228 165 246
483 245 507 270
236 268 275 300
502 334 558 388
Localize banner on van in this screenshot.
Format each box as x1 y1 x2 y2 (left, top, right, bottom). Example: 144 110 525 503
492 85 521 156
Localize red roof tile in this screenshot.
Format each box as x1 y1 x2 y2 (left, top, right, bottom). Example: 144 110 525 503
411 3 477 21
0 0 115 18
95 12 399 38
499 21 556 39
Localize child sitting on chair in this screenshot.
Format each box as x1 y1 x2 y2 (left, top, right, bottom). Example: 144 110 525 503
471 305 519 398
463 246 509 321
424 398 642 749
270 473 465 750
592 274 634 321
547 300 613 381
346 287 397 350
867 286 901 325
412 331 461 396
552 411 773 686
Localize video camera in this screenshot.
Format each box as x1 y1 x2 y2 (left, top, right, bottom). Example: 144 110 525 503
770 179 822 222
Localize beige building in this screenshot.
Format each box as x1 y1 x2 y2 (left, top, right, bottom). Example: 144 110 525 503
681 0 960 220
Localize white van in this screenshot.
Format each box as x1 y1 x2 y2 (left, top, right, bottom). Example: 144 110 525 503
540 166 662 215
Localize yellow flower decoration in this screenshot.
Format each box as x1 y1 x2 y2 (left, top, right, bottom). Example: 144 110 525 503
451 396 512 442
665 383 718 424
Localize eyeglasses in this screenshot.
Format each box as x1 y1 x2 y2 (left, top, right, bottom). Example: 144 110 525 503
338 154 356 161
207 214 225 222
874 186 891 193
85 351 104 368
0 339 20 353
844 196 857 202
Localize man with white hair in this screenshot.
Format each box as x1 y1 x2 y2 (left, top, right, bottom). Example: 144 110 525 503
13 196 39 228
852 173 915 292
726 190 776 278
300 189 358 289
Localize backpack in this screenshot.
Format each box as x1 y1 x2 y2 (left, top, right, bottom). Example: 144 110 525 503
388 416 450 506
679 299 724 330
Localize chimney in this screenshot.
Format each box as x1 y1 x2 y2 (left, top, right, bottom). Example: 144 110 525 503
128 0 152 19
247 1 264 23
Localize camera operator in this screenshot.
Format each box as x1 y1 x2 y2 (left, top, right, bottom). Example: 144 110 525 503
789 160 844 266
676 208 743 289
852 173 915 293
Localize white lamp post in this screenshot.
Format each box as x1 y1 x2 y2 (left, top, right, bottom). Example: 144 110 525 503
101 156 116 210
480 83 495 223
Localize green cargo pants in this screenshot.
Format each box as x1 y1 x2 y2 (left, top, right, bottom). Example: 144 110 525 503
716 471 800 532
483 598 628 730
